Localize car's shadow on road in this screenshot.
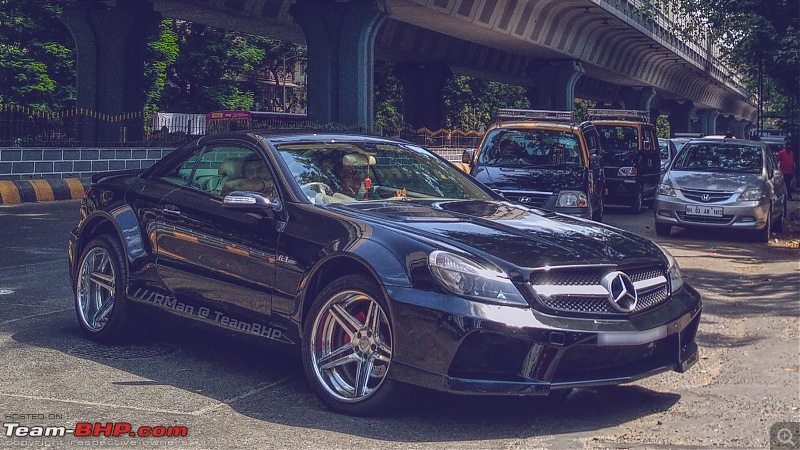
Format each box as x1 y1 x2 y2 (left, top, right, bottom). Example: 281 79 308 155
8 312 681 443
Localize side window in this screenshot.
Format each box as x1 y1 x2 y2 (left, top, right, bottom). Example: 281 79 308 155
763 146 776 172
153 147 203 186
642 127 655 151
199 145 278 199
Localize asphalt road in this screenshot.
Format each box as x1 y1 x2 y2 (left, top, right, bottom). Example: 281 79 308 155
0 200 798 449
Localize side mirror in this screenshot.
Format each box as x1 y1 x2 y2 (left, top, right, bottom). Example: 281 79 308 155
589 153 601 170
223 191 280 211
462 148 475 165
772 169 783 180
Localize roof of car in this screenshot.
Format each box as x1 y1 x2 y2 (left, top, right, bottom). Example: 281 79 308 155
198 129 408 146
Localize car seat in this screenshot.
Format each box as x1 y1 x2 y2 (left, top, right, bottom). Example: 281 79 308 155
217 157 245 195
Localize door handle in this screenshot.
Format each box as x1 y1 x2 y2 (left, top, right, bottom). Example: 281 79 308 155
162 205 181 216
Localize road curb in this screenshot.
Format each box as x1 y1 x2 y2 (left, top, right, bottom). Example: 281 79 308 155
0 178 89 205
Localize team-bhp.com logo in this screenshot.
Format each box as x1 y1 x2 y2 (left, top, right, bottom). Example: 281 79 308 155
4 422 188 438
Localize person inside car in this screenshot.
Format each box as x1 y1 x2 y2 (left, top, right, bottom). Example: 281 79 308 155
220 155 276 198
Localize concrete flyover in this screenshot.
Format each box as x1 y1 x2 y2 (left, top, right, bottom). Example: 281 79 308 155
63 0 756 135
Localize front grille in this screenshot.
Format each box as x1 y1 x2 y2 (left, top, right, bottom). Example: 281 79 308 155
603 167 619 178
677 212 734 224
530 265 670 316
503 192 551 207
681 189 734 203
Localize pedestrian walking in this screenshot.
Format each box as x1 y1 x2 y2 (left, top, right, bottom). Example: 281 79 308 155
776 142 795 200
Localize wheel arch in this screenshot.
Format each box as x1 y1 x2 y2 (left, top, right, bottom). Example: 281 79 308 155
296 240 414 331
75 206 150 269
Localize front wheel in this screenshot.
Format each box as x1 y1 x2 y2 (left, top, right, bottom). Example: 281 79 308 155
302 275 409 416
630 188 643 214
654 222 671 237
74 235 133 343
592 196 604 222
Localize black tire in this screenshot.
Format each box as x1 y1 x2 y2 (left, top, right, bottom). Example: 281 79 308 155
755 209 771 242
630 188 643 214
655 222 672 237
302 274 410 416
774 202 785 233
592 196 604 222
74 235 133 343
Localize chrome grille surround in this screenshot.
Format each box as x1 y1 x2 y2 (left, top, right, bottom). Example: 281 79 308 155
501 190 553 208
681 188 734 203
529 264 670 316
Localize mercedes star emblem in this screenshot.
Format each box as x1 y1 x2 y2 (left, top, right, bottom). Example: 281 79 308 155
600 271 638 313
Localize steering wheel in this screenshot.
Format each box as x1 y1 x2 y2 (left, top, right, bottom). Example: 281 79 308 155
301 182 333 200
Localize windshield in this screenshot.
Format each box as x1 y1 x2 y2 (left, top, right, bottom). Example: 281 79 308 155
477 128 584 167
658 139 669 160
671 143 763 173
596 125 639 152
275 141 495 204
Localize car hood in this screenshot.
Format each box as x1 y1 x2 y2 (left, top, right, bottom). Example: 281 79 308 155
666 170 763 192
473 165 584 193
329 200 663 269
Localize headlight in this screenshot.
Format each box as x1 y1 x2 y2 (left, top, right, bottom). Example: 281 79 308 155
657 183 676 197
556 191 588 207
656 244 684 292
618 166 637 176
737 188 765 201
428 250 527 306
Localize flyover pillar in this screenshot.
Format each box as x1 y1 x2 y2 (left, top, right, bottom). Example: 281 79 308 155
620 87 656 112
61 1 161 144
731 119 748 139
290 0 388 128
697 109 720 136
715 115 735 136
525 61 584 111
666 101 696 136
395 64 451 131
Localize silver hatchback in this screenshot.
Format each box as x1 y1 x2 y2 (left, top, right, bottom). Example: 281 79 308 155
654 138 788 241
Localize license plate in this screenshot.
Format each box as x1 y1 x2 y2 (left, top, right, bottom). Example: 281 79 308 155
685 205 723 217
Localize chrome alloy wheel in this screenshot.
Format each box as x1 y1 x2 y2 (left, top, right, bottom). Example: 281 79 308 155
310 290 393 403
76 246 116 332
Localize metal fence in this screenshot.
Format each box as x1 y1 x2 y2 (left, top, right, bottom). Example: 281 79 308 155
0 105 484 151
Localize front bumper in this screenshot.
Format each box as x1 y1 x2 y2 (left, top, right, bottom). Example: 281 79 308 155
654 194 769 230
386 284 702 395
605 176 640 200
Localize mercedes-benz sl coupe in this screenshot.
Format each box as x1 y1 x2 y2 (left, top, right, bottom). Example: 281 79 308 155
69 131 701 416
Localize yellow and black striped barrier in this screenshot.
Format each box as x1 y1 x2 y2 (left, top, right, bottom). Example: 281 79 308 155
0 178 89 205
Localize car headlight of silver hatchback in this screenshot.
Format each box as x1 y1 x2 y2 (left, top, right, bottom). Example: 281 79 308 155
656 244 684 292
737 188 765 201
556 191 588 207
428 250 527 306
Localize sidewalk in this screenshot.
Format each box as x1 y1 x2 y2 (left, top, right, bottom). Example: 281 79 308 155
0 178 89 205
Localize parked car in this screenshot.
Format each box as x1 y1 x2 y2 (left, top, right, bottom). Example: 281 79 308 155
69 130 701 416
590 109 661 213
464 109 605 221
654 137 787 241
658 138 678 174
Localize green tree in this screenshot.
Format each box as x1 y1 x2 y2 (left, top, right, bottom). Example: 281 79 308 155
373 61 404 131
643 0 800 137
443 76 530 131
0 0 75 110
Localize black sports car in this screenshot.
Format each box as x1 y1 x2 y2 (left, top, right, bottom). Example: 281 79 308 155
68 131 701 416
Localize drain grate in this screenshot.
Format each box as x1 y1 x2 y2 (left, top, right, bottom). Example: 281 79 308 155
67 342 179 360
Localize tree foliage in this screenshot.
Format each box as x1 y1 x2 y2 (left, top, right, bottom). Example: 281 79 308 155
644 0 799 135
0 0 75 110
443 76 530 131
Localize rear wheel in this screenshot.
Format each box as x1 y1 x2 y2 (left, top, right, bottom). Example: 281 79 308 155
74 235 132 343
655 222 671 237
302 275 409 416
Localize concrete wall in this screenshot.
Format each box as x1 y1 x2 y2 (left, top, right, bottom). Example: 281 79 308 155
0 147 175 180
